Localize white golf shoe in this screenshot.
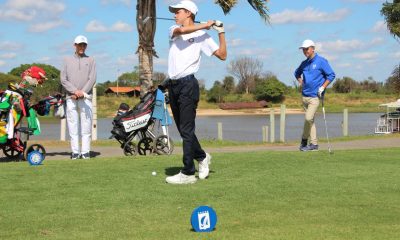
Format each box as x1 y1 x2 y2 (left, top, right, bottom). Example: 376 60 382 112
198 153 211 180
166 172 197 184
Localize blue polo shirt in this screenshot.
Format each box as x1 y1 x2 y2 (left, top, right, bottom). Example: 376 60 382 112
294 54 335 97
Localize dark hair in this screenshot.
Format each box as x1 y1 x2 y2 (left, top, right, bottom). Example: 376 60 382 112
183 9 195 21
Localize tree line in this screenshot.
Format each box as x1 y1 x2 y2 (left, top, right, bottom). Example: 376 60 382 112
207 57 400 104
0 58 399 104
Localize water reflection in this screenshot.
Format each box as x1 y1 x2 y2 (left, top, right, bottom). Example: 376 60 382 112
33 113 381 142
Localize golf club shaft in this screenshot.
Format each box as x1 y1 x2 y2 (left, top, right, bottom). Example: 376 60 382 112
145 17 223 27
321 98 333 153
156 17 201 24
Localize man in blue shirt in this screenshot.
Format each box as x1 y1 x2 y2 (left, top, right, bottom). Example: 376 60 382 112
294 39 335 151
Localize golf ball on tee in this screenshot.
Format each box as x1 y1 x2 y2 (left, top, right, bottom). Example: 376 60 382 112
152 171 157 176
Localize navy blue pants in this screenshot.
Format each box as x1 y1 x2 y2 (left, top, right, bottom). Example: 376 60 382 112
168 75 206 175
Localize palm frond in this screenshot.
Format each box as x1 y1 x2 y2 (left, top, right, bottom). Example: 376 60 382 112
380 0 400 41
214 0 238 14
247 0 270 23
214 0 270 23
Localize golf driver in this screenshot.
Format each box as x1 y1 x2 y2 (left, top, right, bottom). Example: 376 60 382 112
142 16 223 27
321 96 333 154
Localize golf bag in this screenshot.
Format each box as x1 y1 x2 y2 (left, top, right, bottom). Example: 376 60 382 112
110 88 173 156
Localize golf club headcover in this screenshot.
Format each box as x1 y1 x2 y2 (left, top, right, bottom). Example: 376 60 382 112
212 21 224 34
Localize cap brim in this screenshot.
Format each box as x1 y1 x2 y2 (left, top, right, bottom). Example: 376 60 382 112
299 45 313 49
169 4 182 13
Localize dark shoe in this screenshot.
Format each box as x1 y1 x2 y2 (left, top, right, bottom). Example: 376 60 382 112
71 153 80 160
299 138 308 150
300 144 319 152
81 152 90 159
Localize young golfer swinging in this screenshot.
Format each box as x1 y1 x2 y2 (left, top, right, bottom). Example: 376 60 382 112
165 0 227 184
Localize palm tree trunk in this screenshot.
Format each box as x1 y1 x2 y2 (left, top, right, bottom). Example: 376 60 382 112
138 47 153 97
136 0 157 98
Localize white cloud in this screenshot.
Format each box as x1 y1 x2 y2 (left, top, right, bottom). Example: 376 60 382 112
369 37 384 45
371 21 387 33
271 7 350 24
336 62 352 68
86 20 133 32
154 58 168 67
36 56 51 63
100 0 132 6
391 51 400 58
0 0 66 33
111 21 133 32
28 19 67 32
0 0 65 21
117 54 138 66
0 60 6 66
322 54 338 62
319 39 365 53
6 0 65 13
234 47 273 60
227 38 243 47
86 20 108 32
353 52 379 60
0 53 16 59
0 9 36 21
0 41 23 51
342 0 384 3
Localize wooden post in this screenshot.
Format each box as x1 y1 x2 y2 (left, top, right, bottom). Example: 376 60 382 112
60 118 66 141
92 85 98 141
280 104 286 142
262 126 269 143
270 109 275 143
343 108 348 136
217 122 223 140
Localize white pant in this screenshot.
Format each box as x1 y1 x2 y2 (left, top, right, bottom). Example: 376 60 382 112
66 98 92 154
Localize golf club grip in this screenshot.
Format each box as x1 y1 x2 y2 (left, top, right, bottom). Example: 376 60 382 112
196 21 223 27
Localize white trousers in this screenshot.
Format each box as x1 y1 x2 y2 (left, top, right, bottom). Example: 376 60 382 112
66 98 92 154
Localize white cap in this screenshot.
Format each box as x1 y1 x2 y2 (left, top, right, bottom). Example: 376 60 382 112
169 0 198 15
299 39 315 49
74 35 88 44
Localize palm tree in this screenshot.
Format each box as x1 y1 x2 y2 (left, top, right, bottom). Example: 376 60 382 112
381 1 400 83
380 0 400 41
136 0 270 97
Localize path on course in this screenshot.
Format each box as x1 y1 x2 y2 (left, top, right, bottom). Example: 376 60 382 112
2 137 398 161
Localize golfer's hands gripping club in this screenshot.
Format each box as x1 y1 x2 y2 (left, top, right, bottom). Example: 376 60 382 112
318 86 325 98
200 20 216 30
212 20 224 33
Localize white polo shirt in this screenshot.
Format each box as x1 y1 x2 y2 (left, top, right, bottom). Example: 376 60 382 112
168 25 219 80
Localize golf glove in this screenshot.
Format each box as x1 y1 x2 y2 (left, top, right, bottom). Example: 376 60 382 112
318 86 325 98
212 20 224 33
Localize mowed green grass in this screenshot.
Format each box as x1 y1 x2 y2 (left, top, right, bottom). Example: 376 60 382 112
1 149 400 239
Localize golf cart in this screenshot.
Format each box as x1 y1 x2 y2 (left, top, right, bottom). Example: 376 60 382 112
374 99 400 134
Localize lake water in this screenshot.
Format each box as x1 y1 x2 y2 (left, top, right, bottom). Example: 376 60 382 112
33 112 382 142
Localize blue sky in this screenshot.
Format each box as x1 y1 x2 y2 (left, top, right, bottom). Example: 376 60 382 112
0 0 398 89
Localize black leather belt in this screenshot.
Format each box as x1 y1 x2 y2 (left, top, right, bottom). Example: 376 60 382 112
169 74 195 84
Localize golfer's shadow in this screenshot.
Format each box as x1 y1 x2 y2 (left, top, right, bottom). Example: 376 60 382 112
165 167 181 176
165 167 216 176
45 151 101 159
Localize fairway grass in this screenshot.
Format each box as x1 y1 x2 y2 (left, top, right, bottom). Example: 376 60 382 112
1 149 399 239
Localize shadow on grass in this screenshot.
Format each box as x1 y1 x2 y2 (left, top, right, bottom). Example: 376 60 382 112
0 155 24 163
165 167 181 176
